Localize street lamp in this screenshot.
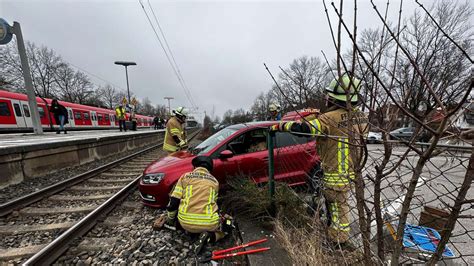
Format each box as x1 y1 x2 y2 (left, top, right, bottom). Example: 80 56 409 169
114 61 136 107
164 96 174 115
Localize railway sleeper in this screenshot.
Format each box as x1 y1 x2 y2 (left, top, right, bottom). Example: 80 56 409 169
48 194 114 201
0 222 74 235
69 185 123 191
0 244 47 261
19 206 97 216
87 178 135 184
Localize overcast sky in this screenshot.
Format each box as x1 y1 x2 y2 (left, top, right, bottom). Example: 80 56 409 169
1 0 423 120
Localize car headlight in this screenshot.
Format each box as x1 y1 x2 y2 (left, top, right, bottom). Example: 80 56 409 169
142 173 165 184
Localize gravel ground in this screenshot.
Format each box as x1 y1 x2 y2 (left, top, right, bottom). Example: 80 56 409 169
0 144 163 204
56 190 242 265
2 229 64 249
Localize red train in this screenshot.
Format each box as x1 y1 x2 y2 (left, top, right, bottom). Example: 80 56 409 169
0 89 154 132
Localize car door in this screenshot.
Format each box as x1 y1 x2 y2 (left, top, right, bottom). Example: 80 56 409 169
273 132 317 185
211 128 269 185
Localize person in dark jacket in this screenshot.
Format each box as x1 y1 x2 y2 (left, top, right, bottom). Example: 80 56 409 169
49 99 68 134
153 116 159 130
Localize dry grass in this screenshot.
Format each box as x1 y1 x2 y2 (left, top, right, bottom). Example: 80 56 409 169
274 218 365 265
222 177 365 265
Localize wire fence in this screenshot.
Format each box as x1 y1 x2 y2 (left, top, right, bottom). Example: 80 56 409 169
263 129 473 265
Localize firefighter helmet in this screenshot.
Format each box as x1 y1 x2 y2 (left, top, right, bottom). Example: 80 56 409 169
325 74 361 103
192 155 213 172
269 103 281 112
173 107 188 120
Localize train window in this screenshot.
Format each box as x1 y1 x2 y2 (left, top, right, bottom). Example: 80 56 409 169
23 104 31 117
98 114 103 121
105 114 109 121
83 112 90 120
37 107 45 118
75 112 82 120
13 103 22 117
0 102 11 116
68 110 73 120
91 113 96 121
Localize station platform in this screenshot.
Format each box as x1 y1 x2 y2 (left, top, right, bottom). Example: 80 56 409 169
0 129 163 150
0 129 168 188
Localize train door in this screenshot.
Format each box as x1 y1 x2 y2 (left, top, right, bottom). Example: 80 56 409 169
11 100 27 128
21 101 33 128
66 108 75 127
91 111 98 127
109 114 116 128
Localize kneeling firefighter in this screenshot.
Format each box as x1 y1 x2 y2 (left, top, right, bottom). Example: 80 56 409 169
158 156 233 254
271 74 368 248
163 107 188 153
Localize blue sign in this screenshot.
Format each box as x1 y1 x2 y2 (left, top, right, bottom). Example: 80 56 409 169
403 223 455 258
0 18 13 45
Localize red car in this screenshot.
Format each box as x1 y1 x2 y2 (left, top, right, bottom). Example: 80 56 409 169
139 121 320 207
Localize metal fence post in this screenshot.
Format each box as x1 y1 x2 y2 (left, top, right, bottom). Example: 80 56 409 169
267 130 276 216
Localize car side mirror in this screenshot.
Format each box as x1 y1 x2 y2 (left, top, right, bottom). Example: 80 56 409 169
219 150 233 159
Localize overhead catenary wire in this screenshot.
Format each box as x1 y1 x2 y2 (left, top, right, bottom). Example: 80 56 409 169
146 0 197 109
138 0 197 110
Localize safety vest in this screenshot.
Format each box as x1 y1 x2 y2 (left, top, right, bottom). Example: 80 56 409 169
115 107 126 120
170 167 220 231
163 116 185 152
282 107 368 190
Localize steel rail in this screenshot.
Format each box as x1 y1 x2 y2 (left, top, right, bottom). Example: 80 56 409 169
0 138 163 217
23 174 142 265
22 129 201 265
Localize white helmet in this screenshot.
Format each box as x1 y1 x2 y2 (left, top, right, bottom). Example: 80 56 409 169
269 103 281 112
173 107 188 119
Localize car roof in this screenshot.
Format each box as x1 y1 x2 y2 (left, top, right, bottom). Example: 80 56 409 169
227 121 277 130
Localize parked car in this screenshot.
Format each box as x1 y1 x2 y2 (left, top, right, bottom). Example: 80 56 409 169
389 127 431 142
389 127 415 140
139 121 320 207
367 131 382 144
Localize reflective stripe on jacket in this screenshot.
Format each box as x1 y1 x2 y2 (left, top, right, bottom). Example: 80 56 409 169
115 107 126 120
163 116 185 152
170 167 220 231
280 107 368 189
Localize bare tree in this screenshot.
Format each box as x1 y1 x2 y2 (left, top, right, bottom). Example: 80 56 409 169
277 56 330 109
98 84 121 109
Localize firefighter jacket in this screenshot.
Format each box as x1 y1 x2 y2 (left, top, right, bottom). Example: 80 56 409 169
163 116 186 152
170 167 220 233
115 106 126 120
278 107 368 190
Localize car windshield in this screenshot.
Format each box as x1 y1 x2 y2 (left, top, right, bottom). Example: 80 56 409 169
192 127 239 155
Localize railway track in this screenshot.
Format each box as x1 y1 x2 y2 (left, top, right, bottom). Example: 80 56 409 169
0 130 200 265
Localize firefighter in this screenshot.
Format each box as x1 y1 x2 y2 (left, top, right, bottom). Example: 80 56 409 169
115 104 127 132
163 107 188 153
162 156 232 254
271 74 368 249
268 103 282 121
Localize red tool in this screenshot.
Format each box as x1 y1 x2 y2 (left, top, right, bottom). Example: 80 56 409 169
201 238 270 262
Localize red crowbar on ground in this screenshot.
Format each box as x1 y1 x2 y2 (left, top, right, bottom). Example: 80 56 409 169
200 238 270 262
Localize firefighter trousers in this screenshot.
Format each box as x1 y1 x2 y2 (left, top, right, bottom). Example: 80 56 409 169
323 187 351 243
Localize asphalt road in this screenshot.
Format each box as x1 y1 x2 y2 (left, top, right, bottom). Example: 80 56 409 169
351 144 473 264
